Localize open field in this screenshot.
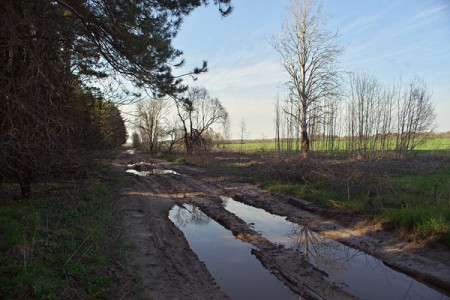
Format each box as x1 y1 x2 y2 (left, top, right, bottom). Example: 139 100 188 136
222 138 450 152
182 150 450 246
3 149 449 298
112 150 450 298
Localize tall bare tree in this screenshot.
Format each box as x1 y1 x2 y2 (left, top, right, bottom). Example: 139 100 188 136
272 0 342 158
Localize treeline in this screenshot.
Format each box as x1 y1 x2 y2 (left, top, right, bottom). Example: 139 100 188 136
271 0 440 158
275 73 437 157
133 86 230 154
1 0 233 198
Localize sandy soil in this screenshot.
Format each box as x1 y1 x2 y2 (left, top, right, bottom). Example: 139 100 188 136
112 151 450 299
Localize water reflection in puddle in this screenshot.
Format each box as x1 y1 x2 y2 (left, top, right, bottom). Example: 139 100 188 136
126 169 179 176
168 204 298 300
221 196 450 300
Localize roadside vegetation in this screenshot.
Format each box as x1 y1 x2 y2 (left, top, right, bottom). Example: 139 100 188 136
222 137 450 152
0 154 131 299
166 141 450 247
1 1 232 298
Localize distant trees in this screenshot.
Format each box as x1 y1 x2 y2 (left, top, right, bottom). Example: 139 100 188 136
271 0 435 158
240 119 247 147
1 0 233 197
73 89 127 150
273 73 436 157
134 87 229 153
344 74 436 156
395 77 436 153
175 87 229 153
346 73 386 155
136 97 167 152
272 0 342 158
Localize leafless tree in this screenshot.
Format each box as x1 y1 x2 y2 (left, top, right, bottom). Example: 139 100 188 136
136 97 167 152
272 0 343 158
219 116 232 148
274 97 282 151
348 72 382 156
395 77 436 154
344 73 435 157
240 119 247 150
174 87 228 153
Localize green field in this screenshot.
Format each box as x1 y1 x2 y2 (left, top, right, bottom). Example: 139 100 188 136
221 138 450 152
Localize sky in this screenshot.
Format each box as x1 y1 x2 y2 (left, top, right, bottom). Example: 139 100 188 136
169 0 450 139
127 0 450 140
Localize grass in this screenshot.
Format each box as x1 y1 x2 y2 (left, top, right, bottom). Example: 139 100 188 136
378 167 450 244
259 180 380 213
155 152 195 165
266 166 450 245
264 167 450 245
191 150 450 246
222 138 450 152
0 172 125 298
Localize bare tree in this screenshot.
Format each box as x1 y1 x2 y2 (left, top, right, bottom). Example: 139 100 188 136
174 87 228 153
272 0 342 158
396 77 436 154
348 72 382 157
240 119 247 150
274 97 282 151
136 97 167 152
220 116 232 148
344 73 435 157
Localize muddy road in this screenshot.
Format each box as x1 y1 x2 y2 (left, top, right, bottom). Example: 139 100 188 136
113 150 450 299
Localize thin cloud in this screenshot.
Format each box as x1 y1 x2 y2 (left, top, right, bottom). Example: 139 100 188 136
414 4 448 19
340 13 383 35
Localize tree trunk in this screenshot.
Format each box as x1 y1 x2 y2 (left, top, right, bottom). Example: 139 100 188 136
301 129 310 159
19 177 32 199
301 104 309 159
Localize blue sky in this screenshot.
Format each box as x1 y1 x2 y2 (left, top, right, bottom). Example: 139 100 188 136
172 0 450 139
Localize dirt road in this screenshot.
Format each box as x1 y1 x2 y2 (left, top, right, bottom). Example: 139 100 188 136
112 150 450 299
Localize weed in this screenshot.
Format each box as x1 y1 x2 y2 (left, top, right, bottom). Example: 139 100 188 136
0 178 118 298
197 149 450 246
380 208 450 245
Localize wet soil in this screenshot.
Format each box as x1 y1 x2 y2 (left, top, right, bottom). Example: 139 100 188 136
112 150 450 299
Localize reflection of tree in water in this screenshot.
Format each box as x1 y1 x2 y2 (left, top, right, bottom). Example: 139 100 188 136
288 224 383 271
172 204 211 227
289 223 320 257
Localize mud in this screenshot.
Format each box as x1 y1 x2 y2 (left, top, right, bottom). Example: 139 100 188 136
113 150 450 299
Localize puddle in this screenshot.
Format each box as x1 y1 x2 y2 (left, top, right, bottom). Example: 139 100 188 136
126 162 180 176
168 204 298 300
221 196 450 300
126 169 179 176
126 162 156 169
125 149 135 154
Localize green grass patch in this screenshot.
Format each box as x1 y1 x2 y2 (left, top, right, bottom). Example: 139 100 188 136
258 165 450 245
223 138 450 152
259 180 380 213
415 138 450 150
156 152 194 165
0 180 118 298
377 167 450 244
380 208 450 245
